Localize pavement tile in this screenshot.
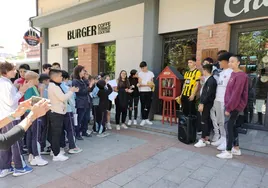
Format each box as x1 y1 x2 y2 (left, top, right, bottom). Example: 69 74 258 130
213 164 243 181
156 153 189 171
163 166 194 184
190 166 218 183
152 148 181 162
205 177 235 188
109 158 160 186
181 155 206 170
203 156 227 169
123 179 150 188
260 175 268 188
136 167 169 185
178 178 206 188
225 160 246 169
95 180 120 188
150 179 180 188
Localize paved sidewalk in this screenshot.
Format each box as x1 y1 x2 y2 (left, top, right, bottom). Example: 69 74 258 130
1 128 267 188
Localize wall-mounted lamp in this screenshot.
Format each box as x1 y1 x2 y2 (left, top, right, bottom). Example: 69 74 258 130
209 30 213 38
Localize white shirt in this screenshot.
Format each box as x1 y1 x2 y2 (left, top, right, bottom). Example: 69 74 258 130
215 68 233 102
138 71 154 92
0 77 23 119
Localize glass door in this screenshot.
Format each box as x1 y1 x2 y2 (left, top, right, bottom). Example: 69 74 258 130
230 20 268 130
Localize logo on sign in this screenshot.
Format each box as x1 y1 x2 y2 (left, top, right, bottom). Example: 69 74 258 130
163 72 171 75
23 29 40 46
67 21 111 40
215 0 268 23
224 0 268 17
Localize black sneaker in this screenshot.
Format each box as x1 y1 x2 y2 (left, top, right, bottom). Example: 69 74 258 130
76 136 84 140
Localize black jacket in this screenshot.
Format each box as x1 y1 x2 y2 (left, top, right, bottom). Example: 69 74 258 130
72 79 90 108
200 76 217 105
128 77 139 97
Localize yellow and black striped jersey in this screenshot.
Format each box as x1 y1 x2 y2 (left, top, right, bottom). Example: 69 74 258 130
182 69 201 97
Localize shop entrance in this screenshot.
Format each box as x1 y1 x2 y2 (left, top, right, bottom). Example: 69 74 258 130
230 20 268 131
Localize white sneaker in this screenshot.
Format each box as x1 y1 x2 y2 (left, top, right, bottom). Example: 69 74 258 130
50 151 54 156
60 148 66 155
194 139 206 148
212 137 225 147
0 169 13 178
53 154 69 162
217 141 226 151
30 156 48 166
121 123 128 129
216 150 233 159
140 120 146 126
68 148 83 154
146 119 153 125
133 120 137 125
231 148 242 156
127 120 132 126
116 125 120 131
28 154 34 163
97 132 110 138
205 140 211 145
106 123 112 130
212 133 220 142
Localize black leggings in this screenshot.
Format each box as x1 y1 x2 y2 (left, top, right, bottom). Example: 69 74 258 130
140 92 152 120
128 96 139 120
226 110 240 151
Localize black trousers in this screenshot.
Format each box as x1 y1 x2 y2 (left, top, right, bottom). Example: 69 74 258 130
115 99 128 125
60 112 76 149
95 106 107 134
128 96 139 120
48 111 64 156
201 103 213 139
226 110 240 151
140 92 152 120
181 95 197 116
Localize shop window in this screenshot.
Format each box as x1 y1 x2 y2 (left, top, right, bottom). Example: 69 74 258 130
237 29 268 126
163 31 197 74
99 43 116 79
68 47 78 73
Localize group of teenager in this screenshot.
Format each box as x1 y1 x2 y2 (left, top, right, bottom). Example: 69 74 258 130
180 51 249 159
0 59 155 178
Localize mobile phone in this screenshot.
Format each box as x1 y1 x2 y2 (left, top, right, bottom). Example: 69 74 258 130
31 96 43 105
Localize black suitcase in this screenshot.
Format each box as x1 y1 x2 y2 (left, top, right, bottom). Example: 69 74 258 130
178 115 197 144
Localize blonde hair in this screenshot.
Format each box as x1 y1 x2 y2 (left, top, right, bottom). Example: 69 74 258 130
25 71 39 81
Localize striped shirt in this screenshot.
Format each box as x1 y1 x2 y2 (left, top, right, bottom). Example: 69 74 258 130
182 69 201 97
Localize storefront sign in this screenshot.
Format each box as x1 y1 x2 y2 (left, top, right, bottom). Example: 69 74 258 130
67 21 111 40
214 0 268 23
23 29 40 46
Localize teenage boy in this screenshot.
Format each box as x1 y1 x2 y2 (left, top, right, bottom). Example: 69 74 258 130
24 71 48 166
180 57 201 116
0 61 33 177
42 64 52 74
194 64 217 148
60 71 82 154
210 52 233 151
48 69 79 161
138 61 155 126
52 62 61 70
217 55 248 159
14 64 31 102
38 74 50 155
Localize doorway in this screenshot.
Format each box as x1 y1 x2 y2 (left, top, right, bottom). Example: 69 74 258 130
230 20 268 131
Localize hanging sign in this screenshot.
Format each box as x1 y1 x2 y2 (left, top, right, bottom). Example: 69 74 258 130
23 29 40 46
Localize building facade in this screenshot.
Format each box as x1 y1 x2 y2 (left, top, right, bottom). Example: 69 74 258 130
32 0 268 129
